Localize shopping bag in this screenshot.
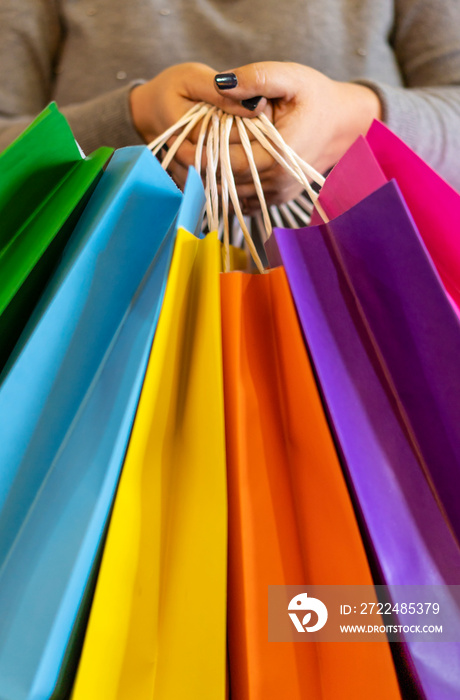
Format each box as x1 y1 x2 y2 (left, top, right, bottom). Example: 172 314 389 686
175 165 206 236
0 102 112 368
310 175 460 546
310 120 460 314
367 119 460 313
71 230 227 700
270 181 460 700
0 146 191 700
220 267 401 700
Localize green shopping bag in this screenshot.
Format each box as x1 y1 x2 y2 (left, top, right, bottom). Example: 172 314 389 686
0 102 112 369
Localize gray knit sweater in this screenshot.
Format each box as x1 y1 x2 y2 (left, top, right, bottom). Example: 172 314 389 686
1 0 460 187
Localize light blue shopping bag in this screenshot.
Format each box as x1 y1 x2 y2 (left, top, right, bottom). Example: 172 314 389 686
0 146 204 700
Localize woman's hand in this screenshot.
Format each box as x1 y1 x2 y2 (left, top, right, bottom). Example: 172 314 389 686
129 62 269 189
130 62 217 144
129 60 381 209
214 61 382 211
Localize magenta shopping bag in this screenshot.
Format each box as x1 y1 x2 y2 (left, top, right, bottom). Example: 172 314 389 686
309 135 385 223
310 121 460 314
268 181 460 700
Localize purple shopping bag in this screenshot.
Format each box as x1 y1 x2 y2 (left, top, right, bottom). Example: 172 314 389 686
310 121 460 314
268 181 460 700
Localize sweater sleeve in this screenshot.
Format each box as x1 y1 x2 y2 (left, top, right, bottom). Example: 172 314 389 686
357 0 460 189
0 0 144 153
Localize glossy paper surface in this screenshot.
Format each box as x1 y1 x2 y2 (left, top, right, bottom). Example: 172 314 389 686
311 121 460 315
0 147 183 700
220 268 401 700
0 103 112 368
72 230 227 700
272 182 460 700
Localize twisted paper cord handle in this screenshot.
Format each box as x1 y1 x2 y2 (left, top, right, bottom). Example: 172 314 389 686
148 102 328 272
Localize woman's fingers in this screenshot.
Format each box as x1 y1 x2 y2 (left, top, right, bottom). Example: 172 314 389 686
214 61 305 106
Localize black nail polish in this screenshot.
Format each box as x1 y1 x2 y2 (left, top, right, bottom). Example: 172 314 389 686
215 73 238 90
241 96 262 111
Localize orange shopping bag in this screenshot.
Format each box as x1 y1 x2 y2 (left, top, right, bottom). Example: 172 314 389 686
220 267 401 700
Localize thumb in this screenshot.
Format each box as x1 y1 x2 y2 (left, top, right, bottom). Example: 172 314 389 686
214 61 302 109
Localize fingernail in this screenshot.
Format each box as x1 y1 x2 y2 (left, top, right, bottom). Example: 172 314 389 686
241 96 262 111
215 72 238 90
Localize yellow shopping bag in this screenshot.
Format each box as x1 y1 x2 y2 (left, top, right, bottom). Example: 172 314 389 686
72 229 227 700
